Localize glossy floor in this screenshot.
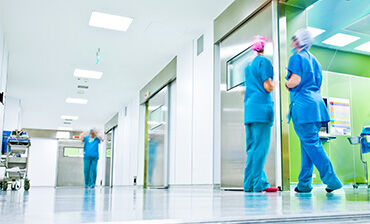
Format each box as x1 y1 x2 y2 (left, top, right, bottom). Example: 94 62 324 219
0 185 369 223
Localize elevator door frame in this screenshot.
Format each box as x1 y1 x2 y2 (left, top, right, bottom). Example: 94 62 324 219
104 128 115 187
217 2 282 190
145 84 171 189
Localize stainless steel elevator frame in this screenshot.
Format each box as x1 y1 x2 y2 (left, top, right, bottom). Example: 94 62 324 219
214 0 286 190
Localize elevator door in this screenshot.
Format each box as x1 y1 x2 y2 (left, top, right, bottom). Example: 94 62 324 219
146 86 169 188
104 129 114 186
219 3 278 189
56 140 84 186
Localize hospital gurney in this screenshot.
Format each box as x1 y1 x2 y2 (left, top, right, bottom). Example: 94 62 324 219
0 130 31 191
348 126 370 188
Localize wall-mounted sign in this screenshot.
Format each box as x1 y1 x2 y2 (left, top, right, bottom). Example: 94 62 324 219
329 97 351 136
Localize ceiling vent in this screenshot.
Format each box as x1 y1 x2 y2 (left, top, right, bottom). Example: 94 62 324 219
197 35 204 56
344 14 370 35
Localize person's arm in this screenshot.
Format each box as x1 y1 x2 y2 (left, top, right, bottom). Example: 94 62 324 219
263 78 275 92
285 73 301 89
96 134 104 142
80 131 87 142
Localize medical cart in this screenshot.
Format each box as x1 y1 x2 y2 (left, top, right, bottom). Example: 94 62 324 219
0 130 31 191
348 126 370 188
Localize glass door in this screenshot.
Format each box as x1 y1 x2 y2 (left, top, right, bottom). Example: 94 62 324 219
104 129 114 187
146 86 169 188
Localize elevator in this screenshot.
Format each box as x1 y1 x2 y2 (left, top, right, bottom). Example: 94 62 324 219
145 83 175 188
104 128 114 187
216 2 282 190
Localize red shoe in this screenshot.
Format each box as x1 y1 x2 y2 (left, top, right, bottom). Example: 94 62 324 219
264 187 279 192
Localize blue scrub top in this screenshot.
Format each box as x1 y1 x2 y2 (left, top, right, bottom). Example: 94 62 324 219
286 49 330 124
244 55 274 124
83 136 101 159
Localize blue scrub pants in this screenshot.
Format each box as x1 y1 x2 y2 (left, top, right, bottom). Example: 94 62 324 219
293 122 342 192
84 158 98 188
244 123 272 192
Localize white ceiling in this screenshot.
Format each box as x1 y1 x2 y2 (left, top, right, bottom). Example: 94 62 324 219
0 0 233 131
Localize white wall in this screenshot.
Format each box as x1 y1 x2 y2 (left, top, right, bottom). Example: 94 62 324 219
0 26 9 151
191 24 214 184
113 95 141 186
3 96 22 130
28 138 58 186
111 23 216 186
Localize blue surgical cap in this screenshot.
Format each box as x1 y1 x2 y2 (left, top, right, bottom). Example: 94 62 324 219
293 28 313 50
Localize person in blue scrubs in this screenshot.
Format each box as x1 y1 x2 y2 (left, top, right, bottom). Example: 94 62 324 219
243 37 278 192
286 28 342 193
80 129 103 188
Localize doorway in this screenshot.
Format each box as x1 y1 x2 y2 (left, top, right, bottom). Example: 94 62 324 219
56 140 84 186
217 2 281 190
145 83 174 188
104 129 114 187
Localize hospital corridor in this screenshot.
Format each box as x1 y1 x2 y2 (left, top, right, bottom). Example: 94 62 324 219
0 0 369 223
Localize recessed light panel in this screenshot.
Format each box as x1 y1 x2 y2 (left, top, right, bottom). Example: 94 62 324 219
307 27 326 38
74 69 103 79
56 131 71 139
355 41 370 53
322 33 360 47
66 98 88 104
89 12 133 31
58 127 73 131
61 115 79 120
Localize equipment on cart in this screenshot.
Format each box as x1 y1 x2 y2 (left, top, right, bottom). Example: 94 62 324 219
348 126 370 188
0 130 31 191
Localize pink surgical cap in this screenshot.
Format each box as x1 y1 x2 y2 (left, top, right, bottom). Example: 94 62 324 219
252 36 266 52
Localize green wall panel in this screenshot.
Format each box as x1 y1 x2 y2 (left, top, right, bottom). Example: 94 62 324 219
311 46 370 78
286 4 370 185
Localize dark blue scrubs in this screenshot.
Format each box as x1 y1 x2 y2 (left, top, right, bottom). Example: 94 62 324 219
287 49 342 191
243 55 274 192
83 136 100 188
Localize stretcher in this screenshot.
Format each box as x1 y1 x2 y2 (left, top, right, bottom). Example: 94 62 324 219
0 130 31 191
348 126 370 188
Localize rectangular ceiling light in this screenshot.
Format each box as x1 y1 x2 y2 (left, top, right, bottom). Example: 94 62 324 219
307 26 326 38
58 127 73 131
355 41 370 53
56 131 71 139
89 11 133 31
74 69 103 79
66 97 88 104
322 33 360 47
61 115 79 120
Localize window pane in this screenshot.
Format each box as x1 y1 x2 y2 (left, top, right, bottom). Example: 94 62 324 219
227 47 256 90
64 147 84 157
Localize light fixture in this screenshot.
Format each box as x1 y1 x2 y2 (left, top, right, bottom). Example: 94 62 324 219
74 69 103 79
355 41 370 53
322 33 360 47
89 11 133 32
58 127 73 131
307 27 326 38
61 115 79 120
66 98 88 104
56 131 71 139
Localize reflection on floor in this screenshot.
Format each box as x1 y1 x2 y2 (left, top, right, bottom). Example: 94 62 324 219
0 185 369 223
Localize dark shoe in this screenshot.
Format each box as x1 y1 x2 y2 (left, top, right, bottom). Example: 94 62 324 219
294 187 312 193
